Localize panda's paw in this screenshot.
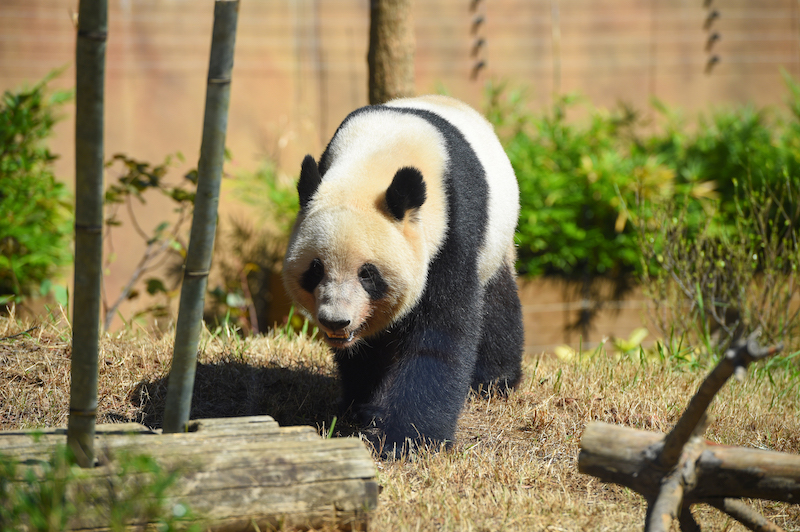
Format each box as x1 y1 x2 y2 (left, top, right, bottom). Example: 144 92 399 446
470 377 519 399
359 428 414 460
352 403 387 428
358 426 387 455
353 412 411 459
360 422 453 460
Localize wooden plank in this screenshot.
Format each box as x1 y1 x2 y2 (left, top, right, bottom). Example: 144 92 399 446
0 427 322 459
0 416 378 531
0 416 321 454
0 423 157 451
186 415 280 431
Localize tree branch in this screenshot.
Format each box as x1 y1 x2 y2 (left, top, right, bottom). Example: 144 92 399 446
658 331 782 469
579 334 790 531
678 505 701 532
704 498 784 532
646 470 685 532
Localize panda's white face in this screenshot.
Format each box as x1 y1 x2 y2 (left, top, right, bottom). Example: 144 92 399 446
283 108 451 348
283 204 426 348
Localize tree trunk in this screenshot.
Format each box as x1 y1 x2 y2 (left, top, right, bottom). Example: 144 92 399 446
367 0 415 105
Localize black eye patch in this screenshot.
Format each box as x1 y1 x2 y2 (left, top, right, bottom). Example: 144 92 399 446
358 263 388 300
300 258 324 293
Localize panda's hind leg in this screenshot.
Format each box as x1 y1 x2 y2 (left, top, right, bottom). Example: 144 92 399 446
472 262 524 395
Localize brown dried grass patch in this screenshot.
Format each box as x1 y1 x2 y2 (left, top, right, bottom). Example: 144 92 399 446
1 313 798 531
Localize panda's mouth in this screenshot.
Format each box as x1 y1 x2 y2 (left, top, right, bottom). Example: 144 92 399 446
323 328 359 348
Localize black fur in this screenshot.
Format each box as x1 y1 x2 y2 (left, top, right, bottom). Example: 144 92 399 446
300 258 324 293
385 167 427 220
315 105 524 456
472 263 525 393
358 263 388 300
298 154 322 210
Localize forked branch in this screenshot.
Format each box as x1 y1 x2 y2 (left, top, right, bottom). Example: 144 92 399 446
659 332 783 469
579 332 795 532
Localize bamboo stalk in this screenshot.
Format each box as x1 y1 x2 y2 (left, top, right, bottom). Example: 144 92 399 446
67 0 107 468
163 0 239 434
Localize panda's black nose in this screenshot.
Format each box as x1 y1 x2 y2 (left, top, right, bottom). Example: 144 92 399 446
319 317 350 332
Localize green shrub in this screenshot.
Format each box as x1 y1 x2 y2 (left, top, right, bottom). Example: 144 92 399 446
485 88 715 285
634 73 800 353
636 119 800 354
502 94 645 282
101 153 195 330
487 89 674 339
0 73 73 306
643 91 800 234
229 160 299 237
206 161 299 333
486 77 800 345
637 170 800 354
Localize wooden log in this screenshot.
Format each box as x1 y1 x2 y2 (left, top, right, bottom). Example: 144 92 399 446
693 444 800 502
579 335 791 531
577 422 664 495
0 416 378 531
578 422 800 504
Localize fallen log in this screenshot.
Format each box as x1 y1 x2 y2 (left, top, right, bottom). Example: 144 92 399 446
578 332 797 531
579 422 800 503
0 416 378 531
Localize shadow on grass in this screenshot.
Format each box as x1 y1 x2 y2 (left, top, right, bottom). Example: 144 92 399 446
125 360 349 435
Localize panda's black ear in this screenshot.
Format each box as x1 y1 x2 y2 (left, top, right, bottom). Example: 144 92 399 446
385 167 427 221
298 155 322 210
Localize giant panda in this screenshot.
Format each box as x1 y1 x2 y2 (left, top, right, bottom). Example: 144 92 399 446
283 95 524 455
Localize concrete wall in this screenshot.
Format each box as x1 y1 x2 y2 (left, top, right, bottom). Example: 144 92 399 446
519 278 652 354
4 0 798 180
2 0 798 343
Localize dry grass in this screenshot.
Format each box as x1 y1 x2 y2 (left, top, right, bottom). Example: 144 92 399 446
1 311 799 531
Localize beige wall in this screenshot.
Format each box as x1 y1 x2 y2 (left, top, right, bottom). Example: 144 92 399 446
519 278 652 355
4 0 799 180
2 0 798 343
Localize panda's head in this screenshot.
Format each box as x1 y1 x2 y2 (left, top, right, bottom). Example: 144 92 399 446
283 150 445 348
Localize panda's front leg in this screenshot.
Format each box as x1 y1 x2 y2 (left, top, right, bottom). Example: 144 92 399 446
334 346 391 418
359 328 479 456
